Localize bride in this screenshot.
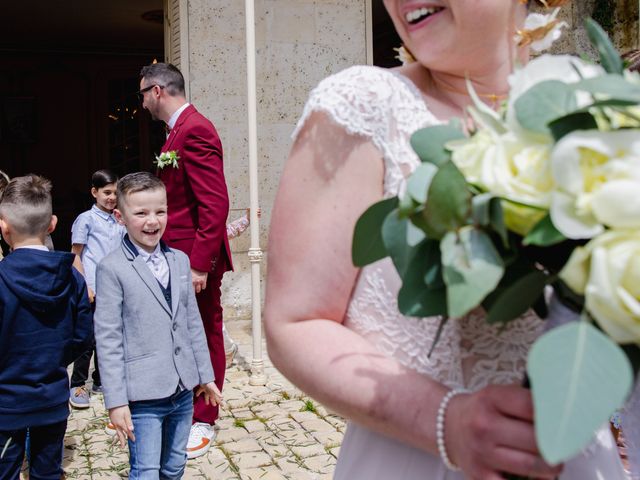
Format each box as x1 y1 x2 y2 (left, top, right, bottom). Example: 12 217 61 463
264 1 628 478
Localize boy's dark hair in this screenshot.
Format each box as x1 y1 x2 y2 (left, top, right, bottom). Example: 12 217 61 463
140 63 185 97
117 172 165 208
92 169 118 189
0 174 53 237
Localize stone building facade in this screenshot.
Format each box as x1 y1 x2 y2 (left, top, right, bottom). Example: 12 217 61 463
173 1 638 319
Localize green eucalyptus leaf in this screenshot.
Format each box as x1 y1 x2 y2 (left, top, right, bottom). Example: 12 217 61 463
485 269 548 324
515 80 577 136
585 18 624 75
574 75 640 102
472 193 494 226
397 240 448 317
407 221 427 247
382 209 424 277
441 227 504 319
352 197 398 267
398 191 418 217
407 163 438 204
528 322 633 464
421 161 471 239
410 125 465 167
472 194 508 247
523 214 566 246
548 111 598 142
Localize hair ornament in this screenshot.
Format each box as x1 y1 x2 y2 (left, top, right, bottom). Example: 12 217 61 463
516 6 567 52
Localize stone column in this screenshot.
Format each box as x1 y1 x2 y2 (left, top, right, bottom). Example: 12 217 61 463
186 0 368 319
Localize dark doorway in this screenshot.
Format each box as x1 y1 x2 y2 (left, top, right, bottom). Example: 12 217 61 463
0 0 165 250
372 0 402 68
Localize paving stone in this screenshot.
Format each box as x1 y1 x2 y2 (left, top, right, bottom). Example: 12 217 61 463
216 426 252 443
278 400 307 413
300 419 337 434
198 458 240 479
232 451 274 470
227 396 255 409
244 419 267 433
275 456 306 474
240 467 288 480
303 454 336 473
289 411 320 423
231 407 256 420
290 442 328 459
311 430 343 447
224 438 264 454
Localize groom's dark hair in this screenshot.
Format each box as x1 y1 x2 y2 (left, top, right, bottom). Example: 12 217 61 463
140 62 185 97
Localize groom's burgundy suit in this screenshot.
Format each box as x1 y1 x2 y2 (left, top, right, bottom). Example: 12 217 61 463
158 104 232 424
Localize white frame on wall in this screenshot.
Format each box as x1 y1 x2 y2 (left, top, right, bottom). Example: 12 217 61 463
365 0 373 65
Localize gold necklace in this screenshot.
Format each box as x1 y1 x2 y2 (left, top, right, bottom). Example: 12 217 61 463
429 76 508 109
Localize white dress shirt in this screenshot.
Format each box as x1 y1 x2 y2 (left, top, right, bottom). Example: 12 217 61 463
132 241 169 288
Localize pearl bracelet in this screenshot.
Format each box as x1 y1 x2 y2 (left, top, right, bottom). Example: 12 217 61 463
436 388 468 472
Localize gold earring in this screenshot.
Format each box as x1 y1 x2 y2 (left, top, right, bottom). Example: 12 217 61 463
394 45 416 65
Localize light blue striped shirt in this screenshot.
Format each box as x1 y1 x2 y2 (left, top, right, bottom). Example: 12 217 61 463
71 204 125 292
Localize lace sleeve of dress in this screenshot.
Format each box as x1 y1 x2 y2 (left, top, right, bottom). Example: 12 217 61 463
291 66 438 198
293 65 394 142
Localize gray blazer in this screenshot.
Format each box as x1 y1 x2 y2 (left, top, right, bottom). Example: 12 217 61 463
94 237 214 409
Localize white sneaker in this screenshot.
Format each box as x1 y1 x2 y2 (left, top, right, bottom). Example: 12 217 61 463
187 422 215 459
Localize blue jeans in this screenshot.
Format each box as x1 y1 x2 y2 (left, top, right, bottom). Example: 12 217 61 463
128 388 193 480
0 420 66 480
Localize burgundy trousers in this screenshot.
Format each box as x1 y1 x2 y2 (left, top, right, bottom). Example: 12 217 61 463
192 261 226 425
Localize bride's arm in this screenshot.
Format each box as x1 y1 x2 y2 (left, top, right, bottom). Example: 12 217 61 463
265 112 445 448
265 112 561 480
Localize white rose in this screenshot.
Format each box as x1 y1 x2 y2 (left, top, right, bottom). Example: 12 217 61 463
550 130 640 239
506 55 604 136
449 131 553 235
561 230 640 344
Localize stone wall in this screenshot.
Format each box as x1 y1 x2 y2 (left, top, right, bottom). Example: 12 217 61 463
186 0 368 319
548 0 638 55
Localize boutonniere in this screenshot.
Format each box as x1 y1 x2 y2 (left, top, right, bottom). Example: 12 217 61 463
155 150 180 169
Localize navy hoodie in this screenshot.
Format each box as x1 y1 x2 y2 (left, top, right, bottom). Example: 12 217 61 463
0 248 93 429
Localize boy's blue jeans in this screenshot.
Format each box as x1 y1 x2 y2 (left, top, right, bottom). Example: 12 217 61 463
0 420 66 480
128 388 193 480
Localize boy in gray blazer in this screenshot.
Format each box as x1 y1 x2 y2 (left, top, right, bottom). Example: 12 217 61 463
94 172 222 479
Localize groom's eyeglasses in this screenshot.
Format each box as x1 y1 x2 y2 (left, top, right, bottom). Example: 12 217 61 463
136 84 165 101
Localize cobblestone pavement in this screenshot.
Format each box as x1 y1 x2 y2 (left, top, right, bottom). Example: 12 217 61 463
60 320 345 479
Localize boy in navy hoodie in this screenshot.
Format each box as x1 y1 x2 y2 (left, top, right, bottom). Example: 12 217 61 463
0 175 93 479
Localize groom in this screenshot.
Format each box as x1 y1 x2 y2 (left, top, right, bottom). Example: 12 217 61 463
139 62 232 459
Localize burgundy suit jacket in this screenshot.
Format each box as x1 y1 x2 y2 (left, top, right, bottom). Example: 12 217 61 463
159 104 233 274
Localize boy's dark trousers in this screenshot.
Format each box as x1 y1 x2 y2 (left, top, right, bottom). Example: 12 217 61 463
70 302 100 389
0 420 66 480
69 345 100 388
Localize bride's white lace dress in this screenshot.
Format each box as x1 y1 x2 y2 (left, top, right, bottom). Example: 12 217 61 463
293 66 628 480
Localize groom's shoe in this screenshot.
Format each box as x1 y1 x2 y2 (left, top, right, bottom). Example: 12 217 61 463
187 422 215 459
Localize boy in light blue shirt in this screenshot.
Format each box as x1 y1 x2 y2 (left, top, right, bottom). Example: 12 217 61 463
69 169 124 407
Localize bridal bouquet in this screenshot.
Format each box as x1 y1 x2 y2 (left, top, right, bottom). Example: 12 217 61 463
353 20 640 467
